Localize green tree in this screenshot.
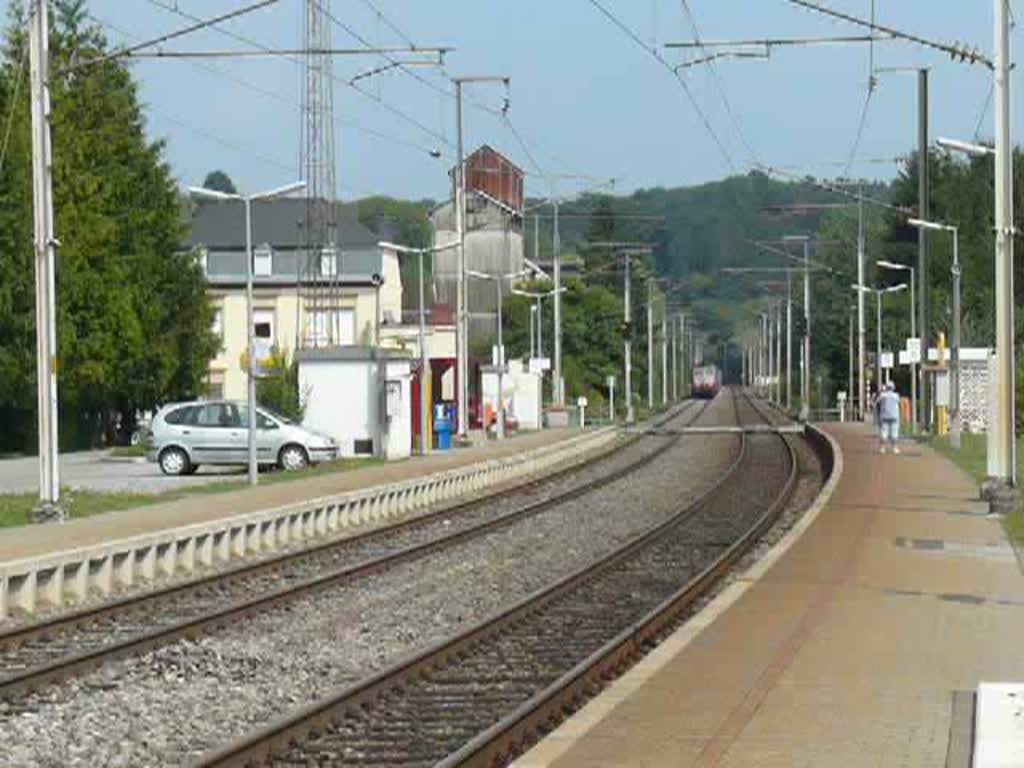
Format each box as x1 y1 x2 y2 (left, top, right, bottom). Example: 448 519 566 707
202 169 237 194
257 347 305 422
0 1 218 450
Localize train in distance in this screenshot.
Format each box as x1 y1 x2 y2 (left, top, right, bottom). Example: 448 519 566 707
691 364 722 399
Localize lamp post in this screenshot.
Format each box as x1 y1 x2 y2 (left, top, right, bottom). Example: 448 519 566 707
467 268 528 439
907 218 961 448
852 283 907 397
190 180 306 486
877 259 917 435
783 235 812 415
378 240 460 456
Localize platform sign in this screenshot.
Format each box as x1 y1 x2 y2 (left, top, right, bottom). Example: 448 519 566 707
529 357 551 374
906 337 922 363
880 352 894 369
898 350 910 366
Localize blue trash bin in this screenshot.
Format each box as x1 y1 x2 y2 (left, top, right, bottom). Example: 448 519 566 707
435 418 452 450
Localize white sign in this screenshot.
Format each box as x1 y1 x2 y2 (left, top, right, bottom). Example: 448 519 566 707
906 337 922 363
899 350 910 366
577 396 589 408
529 357 551 374
880 352 894 369
606 375 616 387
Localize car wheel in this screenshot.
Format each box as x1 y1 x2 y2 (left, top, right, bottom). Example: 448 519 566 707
159 447 190 476
278 444 309 472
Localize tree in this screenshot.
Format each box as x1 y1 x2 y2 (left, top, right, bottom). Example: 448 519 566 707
202 169 237 194
257 347 305 422
0 2 218 450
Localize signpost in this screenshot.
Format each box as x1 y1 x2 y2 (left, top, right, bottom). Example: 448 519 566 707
906 337 922 364
606 375 616 421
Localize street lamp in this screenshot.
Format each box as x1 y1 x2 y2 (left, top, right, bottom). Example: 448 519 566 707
877 259 918 435
937 136 995 157
378 240 460 456
907 218 961 449
852 283 907 396
189 180 306 486
466 267 528 439
783 235 812 416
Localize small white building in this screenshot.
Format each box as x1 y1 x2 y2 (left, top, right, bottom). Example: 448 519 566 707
480 359 543 431
297 348 412 460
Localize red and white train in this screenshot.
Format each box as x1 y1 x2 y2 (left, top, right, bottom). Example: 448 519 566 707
691 364 722 399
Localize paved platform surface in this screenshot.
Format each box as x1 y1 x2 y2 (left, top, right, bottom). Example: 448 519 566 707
0 428 577 563
519 423 1024 768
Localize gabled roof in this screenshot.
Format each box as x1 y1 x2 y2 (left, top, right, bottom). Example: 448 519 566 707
450 144 525 178
187 198 379 250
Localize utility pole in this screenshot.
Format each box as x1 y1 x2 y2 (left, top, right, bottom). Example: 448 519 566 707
647 279 654 410
775 299 782 404
451 75 510 436
767 307 774 401
994 0 1016 489
857 196 866 421
624 252 634 423
661 305 669 404
454 80 467 437
29 0 61 522
672 315 679 399
848 305 854 409
918 68 931 432
552 194 563 406
786 271 793 412
802 238 811 414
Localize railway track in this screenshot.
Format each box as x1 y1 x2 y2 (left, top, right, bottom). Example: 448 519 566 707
0 400 708 701
196 388 802 768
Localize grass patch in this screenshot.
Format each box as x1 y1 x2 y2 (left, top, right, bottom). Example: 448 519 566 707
0 456 386 529
108 444 148 458
0 488 174 528
929 432 1024 549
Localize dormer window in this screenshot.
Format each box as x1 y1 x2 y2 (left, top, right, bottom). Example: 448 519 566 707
320 246 337 277
254 243 273 276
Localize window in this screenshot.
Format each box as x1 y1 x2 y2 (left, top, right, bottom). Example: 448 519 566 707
211 307 224 338
164 405 197 425
194 403 239 428
254 244 273 276
253 309 275 344
305 308 354 346
320 247 337 277
237 406 278 430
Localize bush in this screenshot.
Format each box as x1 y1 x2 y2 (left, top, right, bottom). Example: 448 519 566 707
256 347 305 422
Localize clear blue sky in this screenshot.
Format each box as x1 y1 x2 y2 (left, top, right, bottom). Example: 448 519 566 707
88 1 1010 202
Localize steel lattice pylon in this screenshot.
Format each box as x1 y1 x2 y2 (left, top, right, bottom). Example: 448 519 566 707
300 0 339 348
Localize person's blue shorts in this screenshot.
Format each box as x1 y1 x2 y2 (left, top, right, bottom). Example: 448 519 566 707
880 419 899 442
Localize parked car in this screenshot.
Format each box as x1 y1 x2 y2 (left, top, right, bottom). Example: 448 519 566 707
147 400 338 476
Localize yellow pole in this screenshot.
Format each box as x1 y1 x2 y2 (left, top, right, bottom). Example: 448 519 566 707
936 333 948 436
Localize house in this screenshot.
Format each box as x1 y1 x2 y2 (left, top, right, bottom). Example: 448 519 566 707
430 145 526 338
189 198 403 401
188 197 457 453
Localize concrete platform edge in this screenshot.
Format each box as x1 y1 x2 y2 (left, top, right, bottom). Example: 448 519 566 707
0 428 617 620
512 424 844 768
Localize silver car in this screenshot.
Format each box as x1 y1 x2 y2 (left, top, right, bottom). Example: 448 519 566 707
147 400 338 475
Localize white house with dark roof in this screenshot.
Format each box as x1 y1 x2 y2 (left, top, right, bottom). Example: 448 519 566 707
188 198 405 400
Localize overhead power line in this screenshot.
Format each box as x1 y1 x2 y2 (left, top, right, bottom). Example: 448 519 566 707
144 0 453 149
677 0 761 165
587 0 737 172
90 12 450 161
785 0 992 68
76 0 281 69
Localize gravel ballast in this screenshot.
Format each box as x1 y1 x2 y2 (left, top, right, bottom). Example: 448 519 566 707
0 398 741 768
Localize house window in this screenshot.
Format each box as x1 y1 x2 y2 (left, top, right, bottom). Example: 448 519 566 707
306 308 355 346
320 247 337 277
254 244 273 276
211 307 224 338
253 309 275 345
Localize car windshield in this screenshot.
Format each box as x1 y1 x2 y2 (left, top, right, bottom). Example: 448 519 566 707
236 405 292 429
257 406 294 425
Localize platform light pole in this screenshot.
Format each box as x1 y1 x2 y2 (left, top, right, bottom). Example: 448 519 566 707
467 268 527 439
877 259 917 435
907 219 961 449
783 235 812 415
379 240 459 455
190 180 306 486
661 303 669 405
28 0 61 522
853 283 907 395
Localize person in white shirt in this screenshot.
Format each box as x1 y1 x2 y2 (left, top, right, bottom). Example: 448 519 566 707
877 381 902 454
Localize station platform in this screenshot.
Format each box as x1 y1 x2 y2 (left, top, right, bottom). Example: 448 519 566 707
0 428 577 564
518 423 1024 768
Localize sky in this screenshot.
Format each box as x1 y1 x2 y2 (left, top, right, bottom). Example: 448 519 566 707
86 1 1012 203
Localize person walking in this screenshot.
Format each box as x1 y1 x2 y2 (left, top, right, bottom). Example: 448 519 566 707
877 381 901 454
